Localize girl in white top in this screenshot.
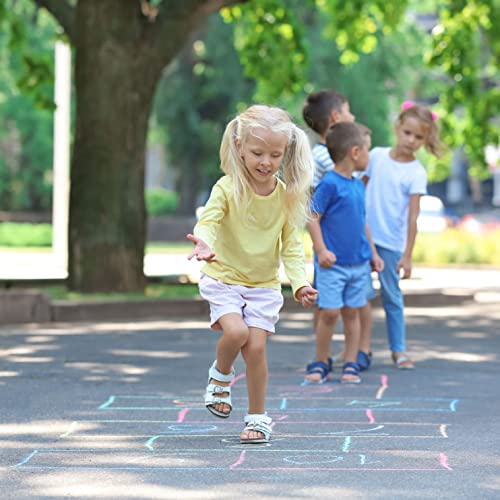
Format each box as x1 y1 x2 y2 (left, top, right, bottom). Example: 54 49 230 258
187 105 317 443
362 102 444 369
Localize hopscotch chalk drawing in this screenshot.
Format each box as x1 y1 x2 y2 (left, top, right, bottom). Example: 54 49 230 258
14 374 457 471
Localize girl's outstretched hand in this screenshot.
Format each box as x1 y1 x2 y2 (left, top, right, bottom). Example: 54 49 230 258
186 234 217 262
296 286 318 309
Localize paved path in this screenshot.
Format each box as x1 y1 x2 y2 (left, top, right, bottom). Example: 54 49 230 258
1 297 499 498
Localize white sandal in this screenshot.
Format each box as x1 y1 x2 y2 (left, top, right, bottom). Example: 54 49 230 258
392 353 415 370
205 360 235 418
240 413 273 444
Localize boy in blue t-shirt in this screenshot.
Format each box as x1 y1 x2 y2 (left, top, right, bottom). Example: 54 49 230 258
306 122 383 384
303 89 360 382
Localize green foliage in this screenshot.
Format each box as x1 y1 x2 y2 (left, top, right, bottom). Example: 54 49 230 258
153 14 255 203
221 0 307 101
0 0 57 109
297 12 434 150
221 0 409 101
426 0 500 177
0 2 58 211
317 0 409 64
145 188 178 216
0 222 52 246
2 0 498 222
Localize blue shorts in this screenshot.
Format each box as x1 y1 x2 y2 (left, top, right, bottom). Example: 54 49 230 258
316 261 370 309
366 269 377 301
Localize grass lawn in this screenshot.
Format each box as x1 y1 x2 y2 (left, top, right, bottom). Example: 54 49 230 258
42 283 201 301
34 282 294 302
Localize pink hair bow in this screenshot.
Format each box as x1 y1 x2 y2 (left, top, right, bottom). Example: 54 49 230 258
402 100 438 121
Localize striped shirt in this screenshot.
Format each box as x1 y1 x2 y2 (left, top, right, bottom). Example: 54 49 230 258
312 143 335 188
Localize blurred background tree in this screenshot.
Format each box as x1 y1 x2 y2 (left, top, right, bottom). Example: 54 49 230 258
0 3 56 211
0 0 498 289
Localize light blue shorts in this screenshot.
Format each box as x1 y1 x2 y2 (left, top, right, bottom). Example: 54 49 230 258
366 269 377 301
316 261 370 309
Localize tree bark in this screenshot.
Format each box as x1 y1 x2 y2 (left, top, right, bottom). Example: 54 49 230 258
68 1 164 292
60 0 247 292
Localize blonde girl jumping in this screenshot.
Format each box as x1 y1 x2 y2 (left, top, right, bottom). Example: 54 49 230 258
188 105 317 444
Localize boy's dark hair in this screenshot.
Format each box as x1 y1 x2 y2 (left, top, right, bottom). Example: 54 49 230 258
326 122 371 163
302 90 347 135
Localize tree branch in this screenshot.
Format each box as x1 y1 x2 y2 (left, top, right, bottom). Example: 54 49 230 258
148 0 249 65
32 0 75 41
196 0 251 14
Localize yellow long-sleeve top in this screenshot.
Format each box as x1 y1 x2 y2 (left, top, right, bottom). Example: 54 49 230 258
193 175 309 298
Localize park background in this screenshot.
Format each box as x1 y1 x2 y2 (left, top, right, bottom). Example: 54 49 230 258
2 5 500 498
0 0 499 302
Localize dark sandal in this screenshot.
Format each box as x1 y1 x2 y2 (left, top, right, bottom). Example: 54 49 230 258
357 351 372 371
304 360 331 384
340 362 361 384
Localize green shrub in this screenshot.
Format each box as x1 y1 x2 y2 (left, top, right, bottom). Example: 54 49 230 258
413 229 500 265
0 222 52 247
303 228 500 266
145 188 178 216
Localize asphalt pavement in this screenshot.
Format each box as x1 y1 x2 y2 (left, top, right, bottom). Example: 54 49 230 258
1 293 499 499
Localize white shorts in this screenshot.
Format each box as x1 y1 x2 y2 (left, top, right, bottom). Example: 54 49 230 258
198 274 284 334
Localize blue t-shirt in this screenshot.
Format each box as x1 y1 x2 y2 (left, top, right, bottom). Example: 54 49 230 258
312 171 372 265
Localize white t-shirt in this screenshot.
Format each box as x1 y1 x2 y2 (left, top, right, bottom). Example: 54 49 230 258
364 147 427 253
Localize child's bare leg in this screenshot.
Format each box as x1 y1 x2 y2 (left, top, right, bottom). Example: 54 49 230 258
341 306 361 382
358 301 372 354
306 308 340 382
240 327 268 441
337 307 351 362
313 305 319 332
209 313 249 416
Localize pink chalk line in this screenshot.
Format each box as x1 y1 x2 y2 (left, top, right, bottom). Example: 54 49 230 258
234 467 448 471
440 453 452 470
229 450 247 469
277 415 289 421
366 409 376 424
230 374 246 387
375 374 389 400
177 409 189 423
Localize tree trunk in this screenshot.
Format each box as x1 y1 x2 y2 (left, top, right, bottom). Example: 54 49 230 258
63 0 245 291
68 1 163 292
176 149 202 215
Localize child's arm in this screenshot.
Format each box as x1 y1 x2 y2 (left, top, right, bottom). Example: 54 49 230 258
295 285 318 309
397 194 422 279
306 215 336 268
186 182 227 263
365 224 384 272
186 234 217 262
280 222 317 307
